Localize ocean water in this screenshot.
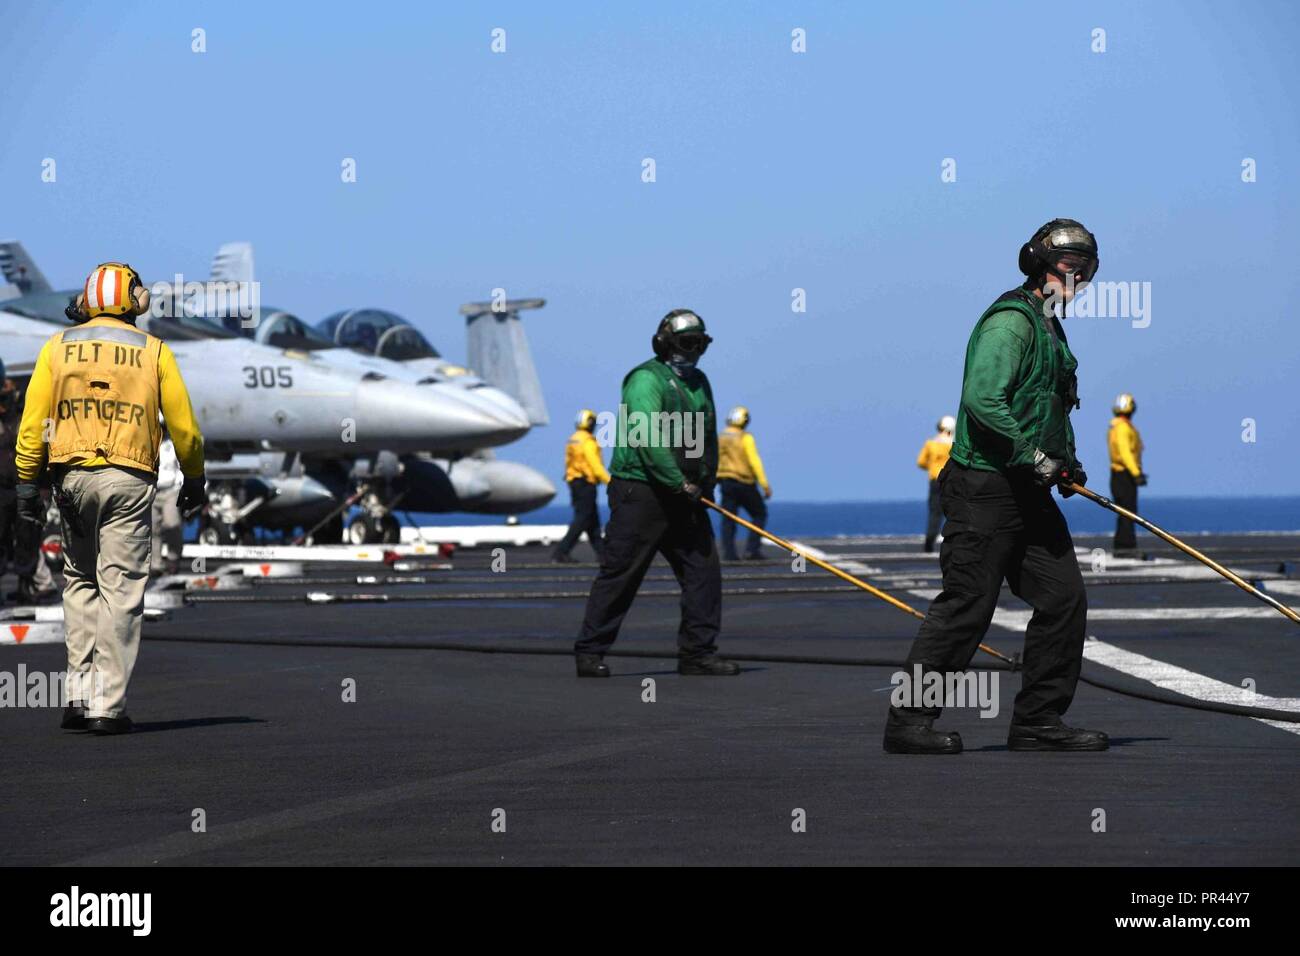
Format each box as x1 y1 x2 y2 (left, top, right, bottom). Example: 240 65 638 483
417 496 1300 538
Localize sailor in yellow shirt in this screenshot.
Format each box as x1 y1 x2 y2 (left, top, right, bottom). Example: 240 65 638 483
552 409 610 563
15 263 206 735
716 406 771 560
916 415 955 552
1107 393 1146 556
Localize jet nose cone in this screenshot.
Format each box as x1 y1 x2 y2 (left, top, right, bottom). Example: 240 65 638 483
293 475 336 505
462 385 532 436
473 460 557 514
356 380 526 453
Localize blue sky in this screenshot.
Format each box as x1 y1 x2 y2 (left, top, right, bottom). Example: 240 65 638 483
3 1 1297 500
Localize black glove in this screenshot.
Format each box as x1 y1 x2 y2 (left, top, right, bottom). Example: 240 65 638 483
64 298 85 323
678 480 702 501
1030 448 1067 488
177 475 207 517
1059 464 1086 498
1135 473 1148 487
15 483 44 527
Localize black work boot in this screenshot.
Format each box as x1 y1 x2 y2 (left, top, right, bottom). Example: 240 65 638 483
552 552 579 564
1008 722 1108 751
61 702 88 731
883 711 963 754
677 655 740 676
86 715 133 736
575 654 610 678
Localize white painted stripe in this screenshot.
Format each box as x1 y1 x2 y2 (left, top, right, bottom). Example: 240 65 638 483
1083 638 1300 736
85 270 100 309
1265 580 1300 597
789 541 883 577
989 606 1283 630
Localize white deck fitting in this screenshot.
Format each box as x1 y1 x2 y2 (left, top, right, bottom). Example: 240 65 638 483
398 525 569 548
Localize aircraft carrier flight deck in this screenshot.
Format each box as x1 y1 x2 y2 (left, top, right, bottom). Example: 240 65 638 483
2 530 1296 867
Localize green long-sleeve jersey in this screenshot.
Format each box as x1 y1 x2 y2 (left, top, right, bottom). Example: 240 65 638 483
608 358 718 489
951 288 1080 474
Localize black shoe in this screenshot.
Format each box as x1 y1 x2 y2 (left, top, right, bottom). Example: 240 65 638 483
743 553 763 561
61 703 88 731
1007 723 1108 752
552 553 579 564
721 552 740 562
86 715 133 736
883 715 963 754
677 655 740 676
575 654 610 678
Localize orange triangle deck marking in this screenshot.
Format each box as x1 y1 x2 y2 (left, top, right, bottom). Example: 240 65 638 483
10 625 30 643
259 564 271 576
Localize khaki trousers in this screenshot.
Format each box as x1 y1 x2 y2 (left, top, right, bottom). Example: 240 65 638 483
150 489 182 572
60 467 154 719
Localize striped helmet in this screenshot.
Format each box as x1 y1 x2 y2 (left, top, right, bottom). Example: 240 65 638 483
1113 393 1136 415
727 406 750 427
575 409 597 431
81 262 147 319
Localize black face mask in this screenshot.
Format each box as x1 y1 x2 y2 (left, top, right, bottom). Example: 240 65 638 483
667 352 697 376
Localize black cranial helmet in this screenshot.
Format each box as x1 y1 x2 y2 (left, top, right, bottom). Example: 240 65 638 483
651 309 712 359
1019 219 1099 284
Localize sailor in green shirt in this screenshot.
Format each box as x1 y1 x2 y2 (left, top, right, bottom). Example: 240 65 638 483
574 309 738 677
884 219 1108 755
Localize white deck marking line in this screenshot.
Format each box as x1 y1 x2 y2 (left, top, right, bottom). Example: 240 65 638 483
786 542 884 579
1082 638 1300 737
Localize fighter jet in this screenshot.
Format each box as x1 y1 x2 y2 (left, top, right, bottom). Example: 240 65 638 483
174 242 558 542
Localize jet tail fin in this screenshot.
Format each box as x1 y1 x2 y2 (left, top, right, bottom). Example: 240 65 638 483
0 241 53 295
210 242 255 285
460 298 549 426
194 241 257 319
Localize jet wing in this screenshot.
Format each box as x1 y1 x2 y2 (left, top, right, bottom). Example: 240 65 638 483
0 310 60 377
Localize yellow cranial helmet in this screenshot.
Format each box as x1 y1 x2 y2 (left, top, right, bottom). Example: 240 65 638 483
576 409 597 431
938 415 956 433
727 406 750 428
1113 393 1136 415
79 262 150 319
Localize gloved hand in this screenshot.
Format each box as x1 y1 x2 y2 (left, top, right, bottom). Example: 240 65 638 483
1059 463 1086 498
678 480 702 502
177 475 207 517
16 483 44 527
1135 473 1149 487
1030 448 1067 488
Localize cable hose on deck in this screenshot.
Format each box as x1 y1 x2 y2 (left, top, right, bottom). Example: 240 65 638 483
142 632 1300 724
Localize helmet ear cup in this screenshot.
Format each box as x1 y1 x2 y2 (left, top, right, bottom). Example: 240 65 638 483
1018 241 1040 277
131 282 150 316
